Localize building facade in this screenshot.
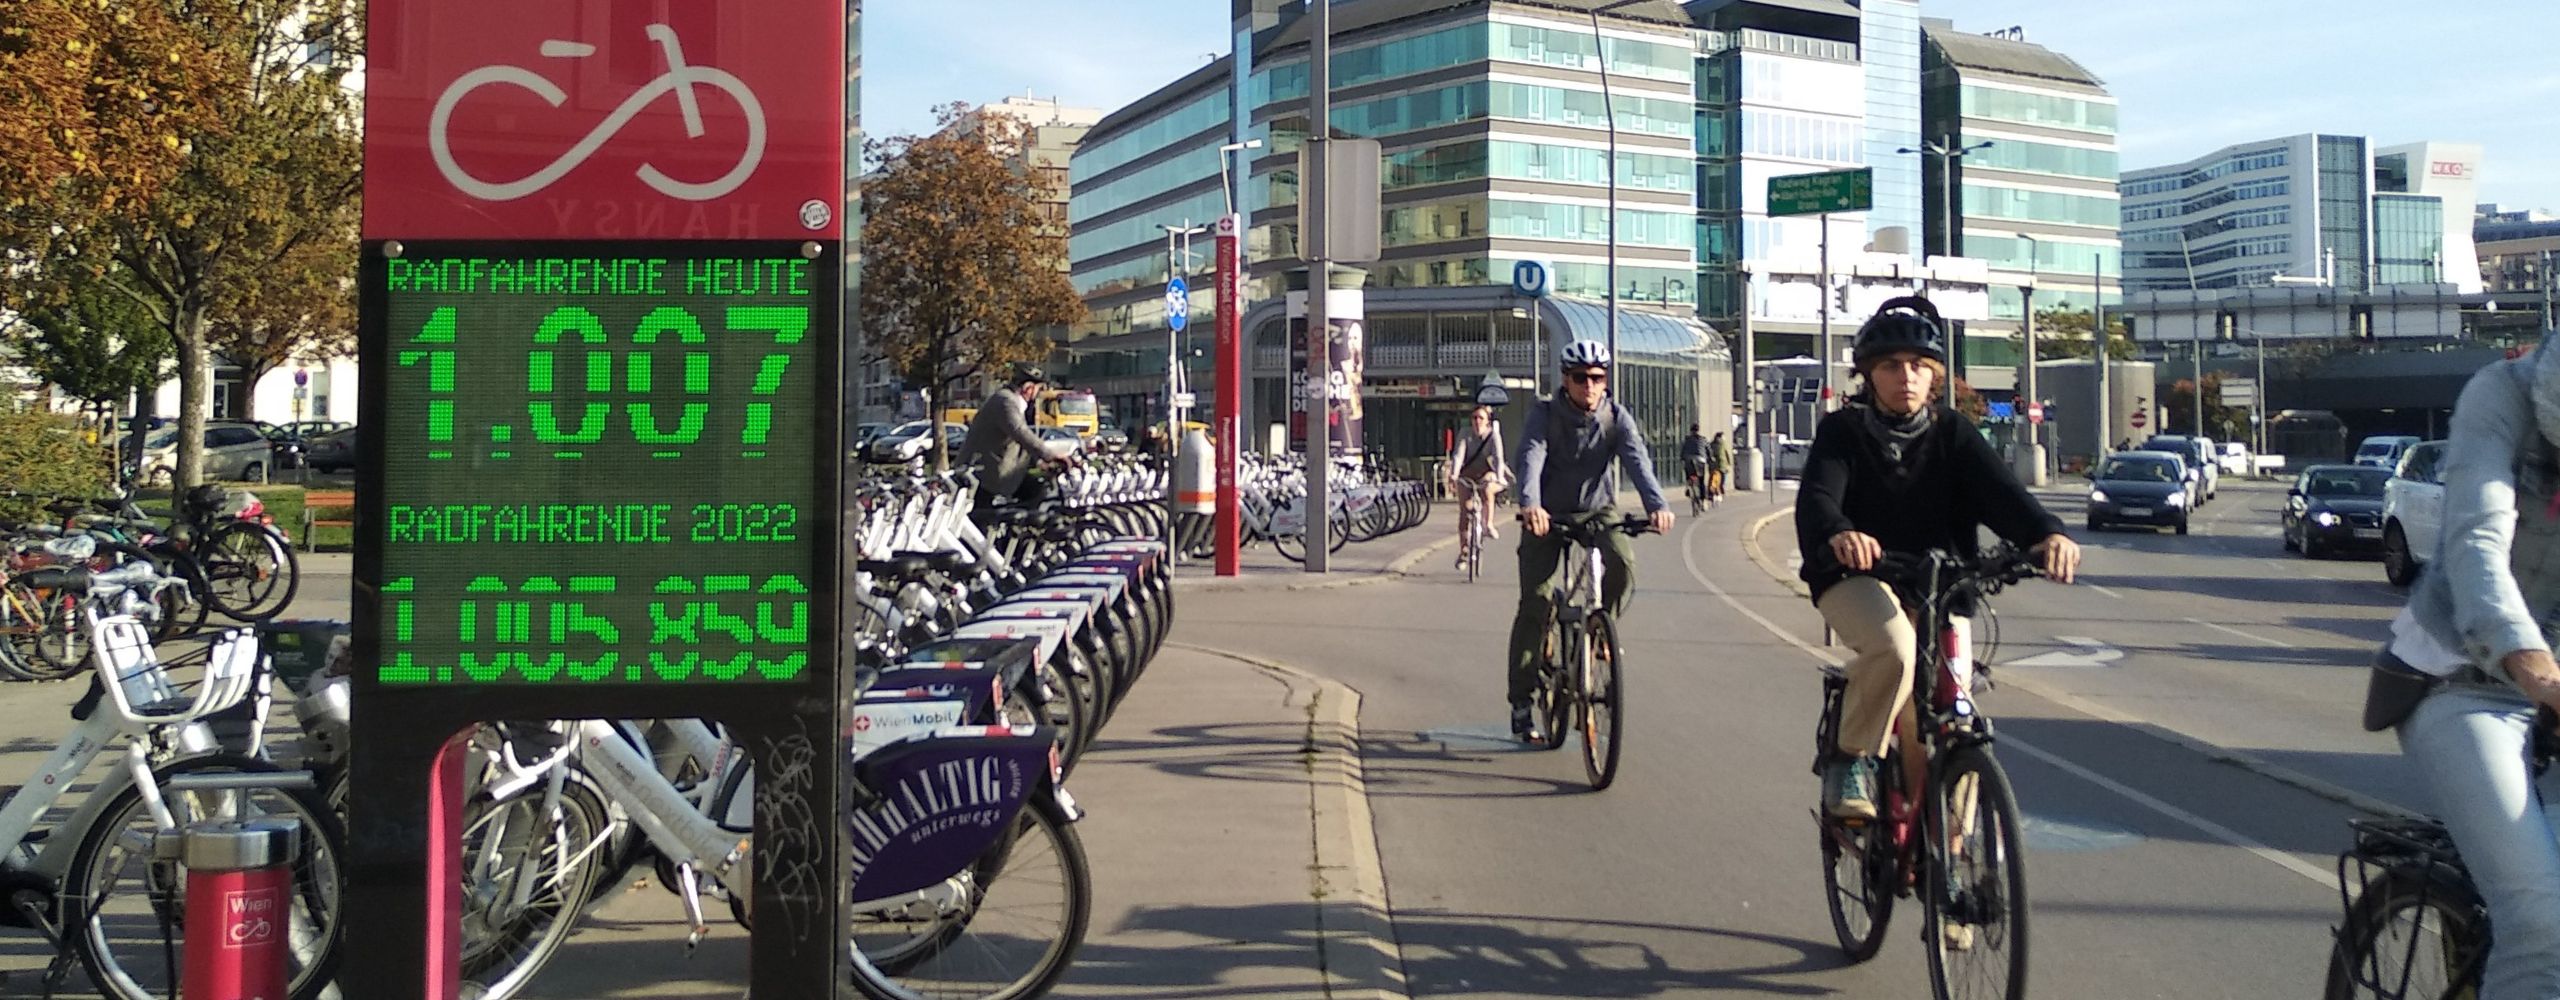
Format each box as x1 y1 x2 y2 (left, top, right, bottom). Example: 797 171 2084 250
1919 20 2120 368
1067 0 1712 459
2119 134 2484 296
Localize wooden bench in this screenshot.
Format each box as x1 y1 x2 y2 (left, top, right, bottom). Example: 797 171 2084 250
302 490 355 549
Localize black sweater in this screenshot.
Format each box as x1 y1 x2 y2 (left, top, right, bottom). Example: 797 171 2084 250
1794 400 2066 602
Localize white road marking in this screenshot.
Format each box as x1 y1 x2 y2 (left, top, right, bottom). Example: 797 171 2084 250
2008 635 2126 669
2185 617 2290 648
2085 583 2126 600
1694 514 2331 889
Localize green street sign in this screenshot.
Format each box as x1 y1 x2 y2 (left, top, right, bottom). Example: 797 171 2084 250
1767 167 1874 217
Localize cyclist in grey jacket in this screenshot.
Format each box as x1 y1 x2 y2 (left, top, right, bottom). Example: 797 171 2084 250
1505 339 1672 743
2397 330 2560 999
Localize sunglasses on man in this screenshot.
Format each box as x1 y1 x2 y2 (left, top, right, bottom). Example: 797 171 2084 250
1564 369 1609 385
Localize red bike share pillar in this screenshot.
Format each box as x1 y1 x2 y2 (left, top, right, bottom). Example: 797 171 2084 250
1213 212 1244 576
182 818 301 1000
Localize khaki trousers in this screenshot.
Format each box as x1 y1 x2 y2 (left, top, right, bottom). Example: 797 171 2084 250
1818 576 1919 759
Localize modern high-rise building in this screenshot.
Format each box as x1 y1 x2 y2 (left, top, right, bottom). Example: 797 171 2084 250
1068 0 1722 464
2119 134 2484 295
1688 0 1873 326
1918 20 2119 366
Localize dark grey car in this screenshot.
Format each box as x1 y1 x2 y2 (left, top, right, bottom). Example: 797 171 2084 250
2086 451 2191 534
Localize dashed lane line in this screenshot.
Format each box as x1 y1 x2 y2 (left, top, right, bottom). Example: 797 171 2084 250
2185 616 2292 648
1702 510 2336 888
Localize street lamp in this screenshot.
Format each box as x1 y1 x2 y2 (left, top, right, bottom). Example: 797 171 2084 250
1898 138 1994 373
1589 0 1651 366
2016 234 2045 485
1218 138 1264 217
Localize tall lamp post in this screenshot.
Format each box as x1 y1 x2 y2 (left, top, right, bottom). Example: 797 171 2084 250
1897 138 1994 376
2016 234 2045 485
1589 0 1650 364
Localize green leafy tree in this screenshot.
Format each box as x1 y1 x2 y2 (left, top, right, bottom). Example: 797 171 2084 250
0 0 226 239
2164 373 2254 443
209 220 358 393
860 104 1085 470
0 1 359 488
7 271 178 424
0 406 116 520
2029 307 2137 361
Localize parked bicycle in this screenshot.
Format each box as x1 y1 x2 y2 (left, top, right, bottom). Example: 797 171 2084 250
1814 544 2041 1000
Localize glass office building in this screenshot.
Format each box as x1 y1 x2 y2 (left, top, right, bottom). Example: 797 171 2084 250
1919 21 2120 366
1068 0 1718 463
2121 134 2482 296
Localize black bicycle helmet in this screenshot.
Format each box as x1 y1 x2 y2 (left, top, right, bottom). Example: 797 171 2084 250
182 483 229 516
1851 296 1949 370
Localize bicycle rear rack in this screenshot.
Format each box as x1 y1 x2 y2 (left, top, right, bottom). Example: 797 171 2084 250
2333 817 2481 1000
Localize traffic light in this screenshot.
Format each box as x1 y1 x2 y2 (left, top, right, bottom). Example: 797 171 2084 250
2217 311 2238 341
1834 279 1852 315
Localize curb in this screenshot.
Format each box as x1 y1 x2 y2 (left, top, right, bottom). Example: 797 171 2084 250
1166 643 1411 1000
1731 505 2419 821
1743 509 1811 599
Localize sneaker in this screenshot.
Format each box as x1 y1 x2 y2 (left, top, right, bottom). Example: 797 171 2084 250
1823 756 1878 820
1511 706 1545 744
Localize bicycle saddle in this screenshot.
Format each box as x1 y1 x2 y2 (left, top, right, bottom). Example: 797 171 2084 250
16 565 92 591
857 555 936 580
894 550 979 576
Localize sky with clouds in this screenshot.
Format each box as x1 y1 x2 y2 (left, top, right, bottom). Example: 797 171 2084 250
861 0 2560 210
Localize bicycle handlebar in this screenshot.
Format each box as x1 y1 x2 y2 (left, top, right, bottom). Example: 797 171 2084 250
1525 512 1656 542
1869 544 2044 604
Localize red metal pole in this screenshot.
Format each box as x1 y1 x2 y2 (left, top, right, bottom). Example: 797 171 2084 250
1214 213 1243 575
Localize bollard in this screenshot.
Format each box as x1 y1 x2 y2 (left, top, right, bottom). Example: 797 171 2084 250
182 817 300 1000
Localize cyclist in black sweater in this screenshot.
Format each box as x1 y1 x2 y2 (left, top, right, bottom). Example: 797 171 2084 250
1798 297 2080 821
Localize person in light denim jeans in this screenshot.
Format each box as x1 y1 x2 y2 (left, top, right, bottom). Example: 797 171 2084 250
2400 330 2560 999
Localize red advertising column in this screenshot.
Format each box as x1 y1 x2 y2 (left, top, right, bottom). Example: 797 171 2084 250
1213 213 1244 576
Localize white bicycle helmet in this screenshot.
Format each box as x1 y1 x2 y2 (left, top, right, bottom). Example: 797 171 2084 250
1558 339 1612 369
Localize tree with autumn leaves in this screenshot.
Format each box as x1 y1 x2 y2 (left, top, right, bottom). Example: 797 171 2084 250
0 0 359 488
860 104 1084 470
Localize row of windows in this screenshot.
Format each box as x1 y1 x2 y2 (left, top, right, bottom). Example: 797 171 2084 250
1959 135 2119 181
1490 81 1693 138
1491 21 1692 83
1074 89 1229 183
1068 185 1230 265
1738 28 1857 62
1959 85 2116 134
1962 183 2121 227
2122 177 2292 222
1738 50 1866 109
1256 22 1488 106
1740 108 1864 164
1524 259 1701 304
1375 255 1493 289
1259 137 1695 213
1386 199 1486 247
1070 141 1227 223
1490 200 1695 249
2119 148 2289 197
1963 235 2120 277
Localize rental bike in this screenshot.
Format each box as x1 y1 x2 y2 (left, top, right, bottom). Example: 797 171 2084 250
1527 513 1650 791
1453 479 1499 584
1814 544 2041 1000
2323 709 2558 1000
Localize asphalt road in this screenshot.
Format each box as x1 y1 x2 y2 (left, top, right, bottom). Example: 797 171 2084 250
1175 476 2437 1000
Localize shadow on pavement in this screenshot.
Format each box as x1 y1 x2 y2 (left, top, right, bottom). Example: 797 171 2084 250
2088 574 2401 608
2180 641 2366 669
1390 909 1842 997
1996 715 2394 856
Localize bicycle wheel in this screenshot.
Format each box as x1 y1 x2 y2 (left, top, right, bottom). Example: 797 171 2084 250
1580 612 1623 790
849 795 1090 1000
1819 807 1897 962
2323 870 2484 1000
1326 513 1351 553
1271 527 1308 564
18 583 89 680
1973 603 2002 672
1536 615 1574 752
458 774 612 999
203 522 300 622
67 753 346 1000
1925 745 2029 1000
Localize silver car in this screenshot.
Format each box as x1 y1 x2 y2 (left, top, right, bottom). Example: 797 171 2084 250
133 420 279 485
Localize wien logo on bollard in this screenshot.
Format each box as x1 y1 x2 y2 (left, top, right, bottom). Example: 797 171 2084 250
225 887 282 948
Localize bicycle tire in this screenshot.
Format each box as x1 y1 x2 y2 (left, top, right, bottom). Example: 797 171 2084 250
1580 612 1623 790
1327 513 1351 553
1974 602 2002 671
1925 745 2030 1000
458 773 613 999
19 583 89 680
1537 616 1574 752
67 753 346 1000
2323 868 2484 1000
1271 527 1308 564
849 793 1090 1000
1819 807 1896 962
203 522 300 622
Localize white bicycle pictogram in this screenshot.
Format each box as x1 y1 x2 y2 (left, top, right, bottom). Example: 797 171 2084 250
429 23 767 202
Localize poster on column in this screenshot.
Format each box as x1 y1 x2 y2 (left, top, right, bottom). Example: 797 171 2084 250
1288 313 1365 454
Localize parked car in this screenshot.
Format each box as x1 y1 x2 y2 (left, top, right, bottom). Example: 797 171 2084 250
1093 424 1131 452
2355 435 2424 470
127 420 279 485
1036 426 1086 451
2381 440 2448 587
853 422 893 452
2283 464 2390 559
2141 434 2218 505
304 425 359 474
260 421 313 469
2086 450 2192 534
866 421 966 464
